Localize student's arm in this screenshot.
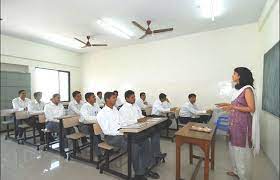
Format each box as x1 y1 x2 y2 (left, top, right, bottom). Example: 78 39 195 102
44 105 58 122
119 108 136 126
80 106 97 124
12 99 24 111
187 104 207 115
68 103 81 115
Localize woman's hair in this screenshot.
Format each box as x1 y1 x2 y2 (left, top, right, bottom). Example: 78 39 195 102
234 67 254 89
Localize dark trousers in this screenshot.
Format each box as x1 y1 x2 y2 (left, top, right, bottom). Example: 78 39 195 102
179 115 212 124
79 123 102 156
105 135 150 176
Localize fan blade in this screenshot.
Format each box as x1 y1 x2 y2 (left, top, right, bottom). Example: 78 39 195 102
153 28 173 33
92 44 108 47
139 34 148 39
132 21 147 32
81 45 88 48
74 38 87 45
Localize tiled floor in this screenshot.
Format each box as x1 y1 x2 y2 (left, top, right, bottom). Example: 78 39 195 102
1 134 279 180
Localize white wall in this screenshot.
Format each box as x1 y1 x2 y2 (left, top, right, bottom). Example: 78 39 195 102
81 23 261 108
258 0 279 174
0 35 82 100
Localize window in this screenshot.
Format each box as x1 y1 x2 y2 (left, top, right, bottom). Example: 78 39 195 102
35 68 70 102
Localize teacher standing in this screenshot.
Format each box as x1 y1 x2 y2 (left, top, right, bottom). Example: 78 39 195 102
216 67 259 180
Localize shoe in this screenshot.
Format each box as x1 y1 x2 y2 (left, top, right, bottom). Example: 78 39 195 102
146 171 160 179
155 152 167 159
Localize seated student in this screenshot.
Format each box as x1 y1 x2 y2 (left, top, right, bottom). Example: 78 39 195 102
96 91 105 108
179 93 212 124
68 91 84 115
12 89 31 111
120 90 166 176
151 93 174 130
136 92 151 110
113 90 123 108
12 90 31 138
28 92 45 142
44 94 65 142
97 92 153 180
79 92 102 158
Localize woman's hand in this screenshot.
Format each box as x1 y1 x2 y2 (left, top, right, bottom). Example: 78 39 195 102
215 103 230 107
220 104 234 112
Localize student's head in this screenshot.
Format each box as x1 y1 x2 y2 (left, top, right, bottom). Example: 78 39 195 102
33 92 42 101
140 92 146 101
232 67 254 90
72 91 82 102
113 90 118 97
188 93 196 104
52 94 61 105
18 90 27 99
85 92 96 105
104 92 117 107
97 91 102 99
125 90 135 104
159 93 167 102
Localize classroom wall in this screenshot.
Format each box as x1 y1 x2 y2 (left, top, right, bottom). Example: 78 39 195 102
258 0 279 174
81 23 261 109
0 35 82 100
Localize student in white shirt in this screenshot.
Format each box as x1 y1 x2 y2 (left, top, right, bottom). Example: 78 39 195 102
28 92 45 142
151 93 173 132
96 91 105 108
119 90 165 179
97 92 151 180
79 92 102 157
136 92 151 110
113 90 123 109
12 90 31 138
179 93 212 124
12 89 31 111
68 91 84 115
44 94 65 142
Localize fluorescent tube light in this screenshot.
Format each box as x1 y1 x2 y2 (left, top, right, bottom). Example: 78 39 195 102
97 18 133 39
43 34 83 49
197 0 224 21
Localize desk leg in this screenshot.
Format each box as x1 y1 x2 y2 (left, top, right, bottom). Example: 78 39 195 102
176 138 181 180
90 135 93 162
32 118 36 144
211 137 215 170
203 143 210 180
127 134 132 180
13 115 17 139
189 144 193 164
59 119 65 157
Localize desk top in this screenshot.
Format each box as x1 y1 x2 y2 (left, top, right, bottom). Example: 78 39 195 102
120 117 167 133
175 122 216 141
55 114 79 120
0 109 16 117
29 111 44 116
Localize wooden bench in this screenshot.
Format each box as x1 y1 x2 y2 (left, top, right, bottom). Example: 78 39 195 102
63 116 86 158
15 111 31 144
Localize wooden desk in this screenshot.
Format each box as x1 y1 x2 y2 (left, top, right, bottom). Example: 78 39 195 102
175 122 217 180
119 117 168 179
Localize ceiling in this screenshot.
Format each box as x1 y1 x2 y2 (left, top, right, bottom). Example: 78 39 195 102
1 0 266 53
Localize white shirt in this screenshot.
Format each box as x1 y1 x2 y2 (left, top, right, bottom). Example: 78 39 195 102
151 99 171 116
12 97 31 111
96 96 105 108
97 105 124 136
136 98 151 110
44 102 65 122
119 102 144 126
115 97 123 107
68 100 84 115
28 100 45 113
179 101 206 118
80 102 100 124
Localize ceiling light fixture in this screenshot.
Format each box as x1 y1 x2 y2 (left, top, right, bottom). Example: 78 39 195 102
97 18 133 39
197 0 224 21
43 34 83 49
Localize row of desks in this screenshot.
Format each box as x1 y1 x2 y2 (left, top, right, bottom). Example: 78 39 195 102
1 108 217 180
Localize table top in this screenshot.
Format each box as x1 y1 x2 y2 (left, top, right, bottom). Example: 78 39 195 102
55 114 80 120
0 109 16 117
29 111 44 116
120 117 167 133
175 122 216 141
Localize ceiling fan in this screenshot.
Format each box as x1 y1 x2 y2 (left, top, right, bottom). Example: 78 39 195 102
74 36 108 48
132 20 174 39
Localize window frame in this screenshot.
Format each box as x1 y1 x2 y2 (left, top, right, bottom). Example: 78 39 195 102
35 67 71 102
